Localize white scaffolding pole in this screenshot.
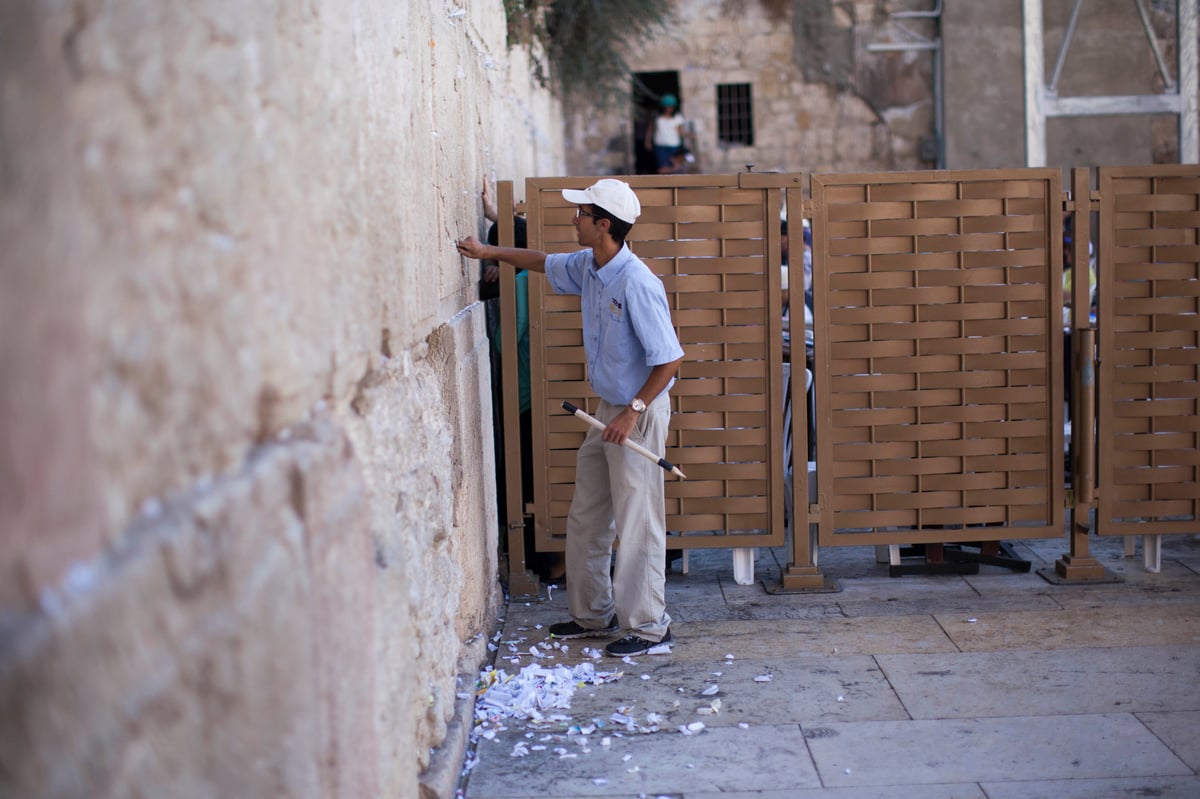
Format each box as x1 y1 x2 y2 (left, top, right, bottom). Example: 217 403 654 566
1024 0 1047 167
1023 0 1198 166
1179 0 1197 163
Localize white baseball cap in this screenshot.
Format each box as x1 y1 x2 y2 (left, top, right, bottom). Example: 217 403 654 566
562 179 641 224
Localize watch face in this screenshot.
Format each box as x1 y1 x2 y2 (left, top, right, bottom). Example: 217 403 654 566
631 398 646 413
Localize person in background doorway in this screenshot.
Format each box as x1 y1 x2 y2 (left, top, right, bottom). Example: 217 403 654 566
644 94 690 174
458 178 685 658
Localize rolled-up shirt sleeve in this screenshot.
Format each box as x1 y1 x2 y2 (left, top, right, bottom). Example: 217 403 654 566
544 251 586 296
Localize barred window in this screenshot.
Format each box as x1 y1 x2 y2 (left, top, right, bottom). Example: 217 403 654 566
716 83 754 146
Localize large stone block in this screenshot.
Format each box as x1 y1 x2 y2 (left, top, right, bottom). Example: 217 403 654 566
1 0 562 796
341 310 502 790
0 415 376 798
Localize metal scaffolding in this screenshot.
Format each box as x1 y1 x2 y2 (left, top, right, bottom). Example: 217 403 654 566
1023 0 1198 166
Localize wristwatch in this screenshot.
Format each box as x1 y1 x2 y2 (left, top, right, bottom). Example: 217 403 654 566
630 398 647 414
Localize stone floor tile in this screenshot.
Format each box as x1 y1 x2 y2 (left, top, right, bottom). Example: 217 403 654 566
667 568 844 623
934 604 1200 651
541 654 909 732
801 714 1192 787
833 575 979 602
465 722 818 797
1092 553 1200 585
492 609 950 667
502 596 569 630
666 616 956 661
1048 581 1200 610
490 612 956 665
877 646 1200 718
718 576 848 621
978 775 1200 799
1137 710 1200 771
685 785 986 799
960 571 1057 595
838 592 1060 619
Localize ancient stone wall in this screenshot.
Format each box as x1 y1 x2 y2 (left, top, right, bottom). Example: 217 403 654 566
0 2 563 797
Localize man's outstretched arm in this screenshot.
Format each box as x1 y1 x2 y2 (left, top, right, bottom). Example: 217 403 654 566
457 236 547 274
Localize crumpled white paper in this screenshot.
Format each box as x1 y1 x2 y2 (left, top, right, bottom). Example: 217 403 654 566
475 662 622 722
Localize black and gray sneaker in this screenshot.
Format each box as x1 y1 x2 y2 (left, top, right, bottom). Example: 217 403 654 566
548 616 618 639
604 628 672 657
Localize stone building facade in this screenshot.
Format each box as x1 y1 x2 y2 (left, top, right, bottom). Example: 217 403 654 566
0 3 562 797
565 0 939 178
565 0 1189 180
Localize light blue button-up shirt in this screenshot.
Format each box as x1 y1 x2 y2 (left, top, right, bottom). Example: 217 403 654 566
545 245 684 406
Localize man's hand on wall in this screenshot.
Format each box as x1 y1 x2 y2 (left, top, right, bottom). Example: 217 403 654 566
456 236 490 261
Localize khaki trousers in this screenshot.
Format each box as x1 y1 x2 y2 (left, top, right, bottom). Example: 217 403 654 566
565 393 672 642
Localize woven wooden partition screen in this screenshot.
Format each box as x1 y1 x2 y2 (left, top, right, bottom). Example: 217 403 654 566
492 167 1200 589
811 169 1066 546
521 174 798 552
1096 165 1200 535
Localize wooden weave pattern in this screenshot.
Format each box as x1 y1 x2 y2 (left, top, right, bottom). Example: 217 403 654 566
524 175 788 549
813 170 1065 545
1098 166 1200 534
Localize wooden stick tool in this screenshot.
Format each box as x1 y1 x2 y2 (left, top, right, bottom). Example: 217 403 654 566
561 401 687 479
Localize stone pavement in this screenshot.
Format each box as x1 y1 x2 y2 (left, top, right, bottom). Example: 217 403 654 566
460 535 1200 798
